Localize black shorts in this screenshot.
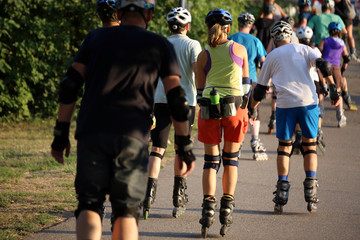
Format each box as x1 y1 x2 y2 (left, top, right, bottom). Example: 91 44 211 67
151 103 195 148
342 17 353 27
75 133 148 216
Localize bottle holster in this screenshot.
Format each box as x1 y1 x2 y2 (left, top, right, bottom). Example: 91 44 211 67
198 95 246 120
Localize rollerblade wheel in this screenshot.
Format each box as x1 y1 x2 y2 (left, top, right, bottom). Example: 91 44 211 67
172 206 186 218
274 204 283 215
143 209 149 220
201 226 208 238
307 202 317 213
220 224 230 237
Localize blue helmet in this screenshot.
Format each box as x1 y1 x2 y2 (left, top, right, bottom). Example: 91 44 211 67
97 0 115 8
205 9 233 28
298 0 311 7
328 21 342 32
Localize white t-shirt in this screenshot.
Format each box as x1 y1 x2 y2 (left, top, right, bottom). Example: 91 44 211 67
310 47 321 82
154 34 202 106
258 43 320 108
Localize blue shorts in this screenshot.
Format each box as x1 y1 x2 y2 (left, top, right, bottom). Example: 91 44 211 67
276 105 319 140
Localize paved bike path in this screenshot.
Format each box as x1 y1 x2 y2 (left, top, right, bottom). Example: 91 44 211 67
26 62 360 239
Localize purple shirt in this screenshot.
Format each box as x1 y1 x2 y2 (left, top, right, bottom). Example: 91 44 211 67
322 37 345 66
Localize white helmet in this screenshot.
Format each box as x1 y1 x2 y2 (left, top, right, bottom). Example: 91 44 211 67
270 21 293 42
237 12 255 26
167 7 191 25
296 26 313 40
322 0 335 9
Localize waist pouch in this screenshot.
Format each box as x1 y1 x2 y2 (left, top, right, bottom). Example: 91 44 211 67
199 95 246 120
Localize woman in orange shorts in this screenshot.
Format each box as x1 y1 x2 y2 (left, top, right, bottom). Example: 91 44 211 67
196 9 250 237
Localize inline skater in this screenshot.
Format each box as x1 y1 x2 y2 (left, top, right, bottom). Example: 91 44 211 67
50 0 196 239
249 21 340 214
197 9 250 237
143 7 202 220
318 22 355 127
228 12 268 161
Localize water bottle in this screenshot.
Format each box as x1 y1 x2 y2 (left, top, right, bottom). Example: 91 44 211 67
210 88 221 119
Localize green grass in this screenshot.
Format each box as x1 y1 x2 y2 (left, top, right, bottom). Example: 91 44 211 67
0 118 77 239
0 111 199 239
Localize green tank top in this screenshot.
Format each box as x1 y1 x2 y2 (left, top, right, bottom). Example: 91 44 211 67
203 40 244 98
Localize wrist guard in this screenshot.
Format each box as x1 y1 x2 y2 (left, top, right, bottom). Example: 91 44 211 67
175 135 196 166
329 84 340 101
51 120 70 151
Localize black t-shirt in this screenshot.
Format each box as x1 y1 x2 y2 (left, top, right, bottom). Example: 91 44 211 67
255 18 275 50
73 25 181 143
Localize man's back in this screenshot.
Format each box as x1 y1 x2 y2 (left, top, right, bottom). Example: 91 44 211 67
258 43 319 108
74 25 180 142
155 34 201 107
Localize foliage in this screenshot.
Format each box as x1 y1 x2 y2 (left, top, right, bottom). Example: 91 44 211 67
0 0 100 121
0 0 247 122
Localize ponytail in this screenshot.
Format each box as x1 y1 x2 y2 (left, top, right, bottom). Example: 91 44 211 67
207 23 228 48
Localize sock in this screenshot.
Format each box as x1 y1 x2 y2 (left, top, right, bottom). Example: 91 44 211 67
305 171 316 178
251 120 260 140
278 175 288 181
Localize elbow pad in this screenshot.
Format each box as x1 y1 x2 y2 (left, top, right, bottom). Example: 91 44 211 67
316 58 332 78
58 67 84 104
253 84 268 102
342 54 351 64
167 86 190 122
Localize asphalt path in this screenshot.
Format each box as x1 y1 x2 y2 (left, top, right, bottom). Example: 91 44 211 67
26 61 360 239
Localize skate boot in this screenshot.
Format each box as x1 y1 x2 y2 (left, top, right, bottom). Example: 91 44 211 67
268 116 276 135
272 180 291 214
342 91 357 111
251 138 268 161
336 109 347 128
303 177 319 213
199 196 217 238
143 177 157 220
350 48 360 63
172 176 189 218
219 195 235 237
316 128 325 154
292 131 302 155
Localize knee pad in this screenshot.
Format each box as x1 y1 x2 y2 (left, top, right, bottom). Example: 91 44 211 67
300 142 317 156
203 155 221 172
75 200 104 219
222 151 239 167
278 141 293 157
150 151 164 160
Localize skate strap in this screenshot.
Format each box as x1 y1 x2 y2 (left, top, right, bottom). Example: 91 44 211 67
302 142 317 146
204 155 221 171
279 141 292 146
150 151 164 159
301 142 317 156
222 151 239 167
222 150 239 159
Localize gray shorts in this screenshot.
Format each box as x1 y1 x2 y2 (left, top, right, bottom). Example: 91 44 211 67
75 133 148 218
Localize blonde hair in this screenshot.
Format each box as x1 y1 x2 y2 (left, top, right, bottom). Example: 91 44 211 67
207 23 228 48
